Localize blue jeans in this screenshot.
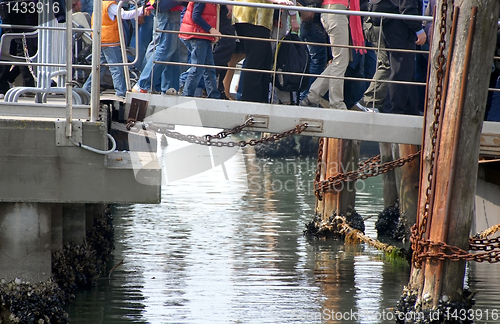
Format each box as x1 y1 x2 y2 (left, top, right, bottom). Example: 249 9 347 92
299 20 328 100
83 45 126 97
488 77 500 122
130 14 154 71
182 38 220 99
137 10 181 92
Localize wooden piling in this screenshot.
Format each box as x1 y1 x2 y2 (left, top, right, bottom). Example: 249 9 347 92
405 0 500 315
315 138 360 223
399 144 420 244
379 143 399 208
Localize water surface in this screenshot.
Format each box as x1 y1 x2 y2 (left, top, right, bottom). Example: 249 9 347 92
67 138 500 323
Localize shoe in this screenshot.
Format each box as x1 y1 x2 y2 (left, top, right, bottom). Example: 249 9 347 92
132 84 147 93
163 88 177 96
299 97 319 107
355 102 379 113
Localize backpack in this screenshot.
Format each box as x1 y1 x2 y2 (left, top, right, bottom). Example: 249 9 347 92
367 0 398 26
274 32 310 92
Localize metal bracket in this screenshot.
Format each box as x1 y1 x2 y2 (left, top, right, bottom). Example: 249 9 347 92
247 115 269 129
55 120 83 146
300 119 324 133
129 98 148 122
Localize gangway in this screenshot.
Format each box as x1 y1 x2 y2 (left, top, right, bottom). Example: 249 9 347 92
124 93 500 156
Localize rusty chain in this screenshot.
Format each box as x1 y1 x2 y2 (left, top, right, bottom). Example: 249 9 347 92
409 0 451 268
130 117 308 148
410 236 500 264
314 137 325 200
407 0 500 265
314 148 420 201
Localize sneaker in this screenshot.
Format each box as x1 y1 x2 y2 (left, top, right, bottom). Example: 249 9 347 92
163 88 177 96
132 84 147 93
355 102 379 113
299 97 319 107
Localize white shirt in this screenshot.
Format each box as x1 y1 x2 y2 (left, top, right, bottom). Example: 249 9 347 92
107 3 143 21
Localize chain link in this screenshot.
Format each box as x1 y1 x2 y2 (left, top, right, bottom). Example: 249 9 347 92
409 0 451 268
129 118 308 148
314 137 325 200
410 235 500 263
22 33 37 83
407 0 500 265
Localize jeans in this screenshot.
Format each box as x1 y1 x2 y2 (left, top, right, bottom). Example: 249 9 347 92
487 77 500 122
137 10 181 92
130 14 154 71
182 38 220 99
300 19 329 101
83 45 126 97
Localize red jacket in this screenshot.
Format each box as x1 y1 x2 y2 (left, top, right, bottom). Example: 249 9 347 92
179 2 218 42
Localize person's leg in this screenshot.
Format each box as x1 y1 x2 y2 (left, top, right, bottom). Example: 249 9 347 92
130 14 154 71
213 19 236 97
223 52 245 99
102 46 127 97
137 11 180 92
202 44 221 99
83 49 105 93
183 39 210 97
383 21 419 115
358 23 390 110
344 52 365 109
487 77 500 122
306 11 349 109
300 21 328 100
323 11 349 110
235 23 272 103
415 43 429 113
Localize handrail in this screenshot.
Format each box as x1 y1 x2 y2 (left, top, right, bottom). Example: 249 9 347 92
90 0 102 122
66 0 73 137
0 0 497 113
117 0 140 91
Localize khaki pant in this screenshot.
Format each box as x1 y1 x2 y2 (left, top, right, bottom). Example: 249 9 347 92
359 21 391 110
307 7 349 110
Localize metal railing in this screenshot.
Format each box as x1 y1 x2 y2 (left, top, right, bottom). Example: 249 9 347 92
0 0 498 119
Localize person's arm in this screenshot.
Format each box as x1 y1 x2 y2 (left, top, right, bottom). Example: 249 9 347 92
192 3 212 32
192 3 222 40
108 3 144 21
399 0 426 45
268 0 293 6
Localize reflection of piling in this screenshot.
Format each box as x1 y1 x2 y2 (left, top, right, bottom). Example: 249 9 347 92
400 1 500 319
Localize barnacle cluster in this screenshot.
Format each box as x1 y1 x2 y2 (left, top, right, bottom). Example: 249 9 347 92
395 287 475 324
375 202 403 241
304 209 365 238
0 205 115 323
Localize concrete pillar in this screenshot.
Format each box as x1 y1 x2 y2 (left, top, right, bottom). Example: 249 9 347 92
85 204 94 235
62 204 86 244
51 204 63 252
0 203 52 282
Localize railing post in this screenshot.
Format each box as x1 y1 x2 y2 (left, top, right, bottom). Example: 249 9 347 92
66 0 73 136
90 0 102 122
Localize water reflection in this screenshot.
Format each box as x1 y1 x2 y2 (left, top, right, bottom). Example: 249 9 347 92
67 142 499 323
